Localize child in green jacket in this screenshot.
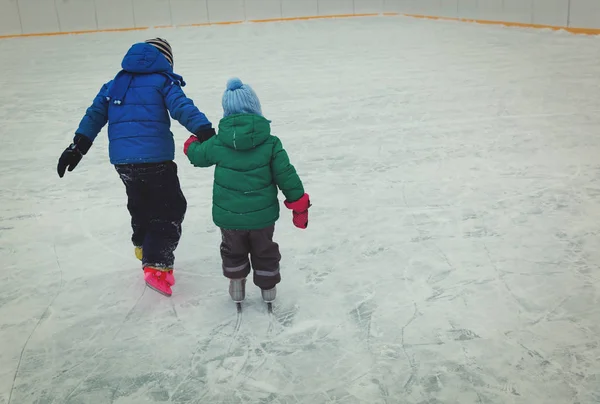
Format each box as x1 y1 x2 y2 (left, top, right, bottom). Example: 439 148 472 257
184 78 310 303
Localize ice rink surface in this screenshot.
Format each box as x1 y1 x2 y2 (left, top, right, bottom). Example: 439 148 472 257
1 15 600 404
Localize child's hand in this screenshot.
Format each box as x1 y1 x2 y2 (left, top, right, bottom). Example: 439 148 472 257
57 144 83 178
184 127 215 155
183 135 199 155
284 193 311 229
57 134 93 178
195 127 216 142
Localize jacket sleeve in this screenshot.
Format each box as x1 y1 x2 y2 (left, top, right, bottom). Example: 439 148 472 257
163 83 213 134
186 136 217 168
271 137 304 202
74 82 110 143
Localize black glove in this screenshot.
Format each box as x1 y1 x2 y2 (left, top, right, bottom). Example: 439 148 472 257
57 134 93 178
195 127 216 143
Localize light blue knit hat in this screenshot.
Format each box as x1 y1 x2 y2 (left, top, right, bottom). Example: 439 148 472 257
222 78 263 117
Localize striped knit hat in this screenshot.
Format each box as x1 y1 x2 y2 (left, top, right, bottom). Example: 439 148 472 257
145 38 173 66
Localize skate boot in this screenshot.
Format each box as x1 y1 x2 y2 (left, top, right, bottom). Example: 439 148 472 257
134 246 143 261
143 267 175 297
261 286 276 303
229 278 246 302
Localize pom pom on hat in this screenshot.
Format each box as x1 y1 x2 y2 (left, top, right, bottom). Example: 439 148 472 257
222 77 263 117
226 78 244 91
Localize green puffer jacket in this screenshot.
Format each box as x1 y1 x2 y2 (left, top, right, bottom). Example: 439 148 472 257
186 113 305 230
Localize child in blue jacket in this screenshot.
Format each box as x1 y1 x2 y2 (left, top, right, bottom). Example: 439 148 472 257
57 38 215 297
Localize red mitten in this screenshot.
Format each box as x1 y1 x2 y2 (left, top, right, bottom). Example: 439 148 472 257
284 193 311 229
183 135 199 155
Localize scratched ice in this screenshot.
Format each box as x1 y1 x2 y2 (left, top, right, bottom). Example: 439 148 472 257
1 16 600 404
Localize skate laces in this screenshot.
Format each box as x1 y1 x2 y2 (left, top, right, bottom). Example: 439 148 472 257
144 268 166 278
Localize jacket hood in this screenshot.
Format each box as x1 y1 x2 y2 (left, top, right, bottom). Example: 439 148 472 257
107 43 184 106
121 43 173 74
217 114 271 151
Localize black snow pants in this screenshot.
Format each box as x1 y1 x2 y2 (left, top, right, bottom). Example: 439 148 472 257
115 161 187 268
220 225 281 290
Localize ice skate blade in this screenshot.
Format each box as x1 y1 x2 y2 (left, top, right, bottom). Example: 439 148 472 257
145 282 172 297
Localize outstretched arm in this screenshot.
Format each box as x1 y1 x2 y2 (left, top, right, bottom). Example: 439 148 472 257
74 82 110 144
58 83 109 177
272 137 310 229
271 137 304 202
185 136 217 168
163 83 213 134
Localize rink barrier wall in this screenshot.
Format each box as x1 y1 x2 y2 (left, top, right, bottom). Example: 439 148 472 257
1 13 598 41
0 13 393 40
404 14 600 35
1 0 599 39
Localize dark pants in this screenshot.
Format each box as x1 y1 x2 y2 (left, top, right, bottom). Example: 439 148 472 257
115 161 187 268
220 225 281 290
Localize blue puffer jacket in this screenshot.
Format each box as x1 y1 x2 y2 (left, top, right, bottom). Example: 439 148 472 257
75 43 212 165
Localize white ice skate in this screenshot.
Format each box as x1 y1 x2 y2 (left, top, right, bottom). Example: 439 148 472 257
261 286 276 303
229 278 246 302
